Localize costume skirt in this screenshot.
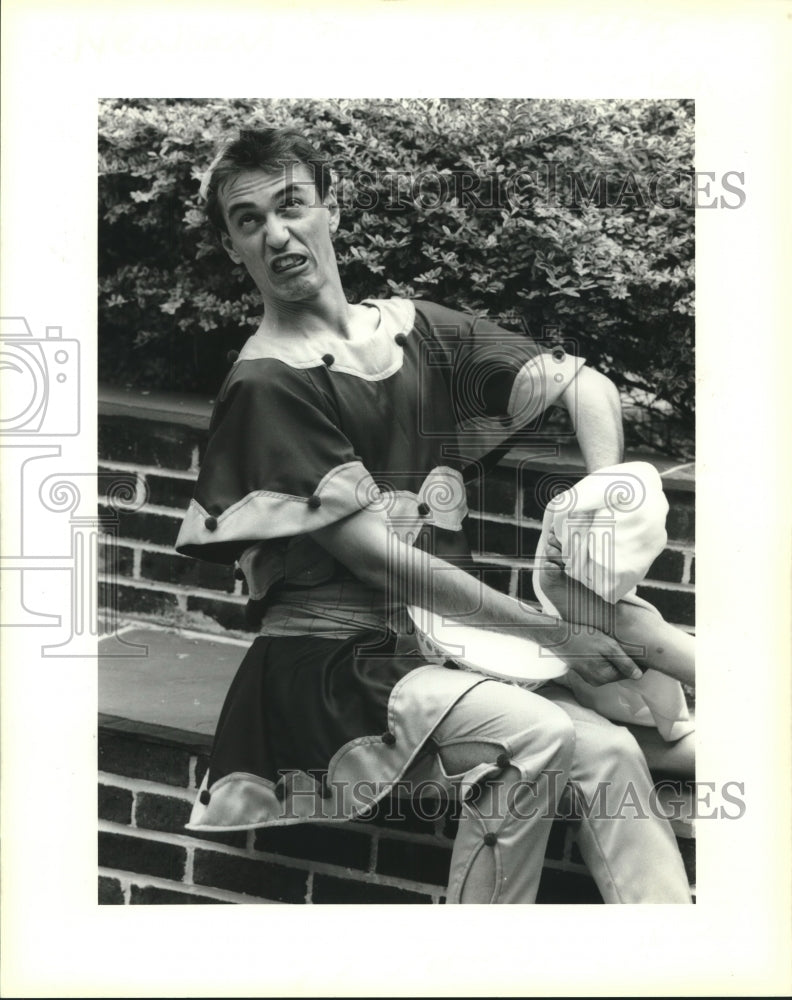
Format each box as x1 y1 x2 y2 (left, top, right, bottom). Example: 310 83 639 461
187 627 486 831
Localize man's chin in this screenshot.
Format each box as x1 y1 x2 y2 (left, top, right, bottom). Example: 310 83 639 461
261 277 318 305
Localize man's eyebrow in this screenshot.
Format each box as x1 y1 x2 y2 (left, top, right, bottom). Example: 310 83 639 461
226 200 258 219
274 181 316 201
226 181 316 219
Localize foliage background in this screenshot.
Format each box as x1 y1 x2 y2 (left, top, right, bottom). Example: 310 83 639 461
98 98 695 457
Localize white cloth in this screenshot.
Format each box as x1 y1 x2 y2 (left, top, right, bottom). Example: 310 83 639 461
532 461 694 742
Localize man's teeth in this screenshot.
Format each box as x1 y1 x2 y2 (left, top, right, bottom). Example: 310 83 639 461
273 255 305 273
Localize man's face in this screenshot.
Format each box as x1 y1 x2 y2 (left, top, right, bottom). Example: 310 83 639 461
218 162 340 307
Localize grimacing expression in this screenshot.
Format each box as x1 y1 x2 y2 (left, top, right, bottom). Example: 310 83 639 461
219 163 340 305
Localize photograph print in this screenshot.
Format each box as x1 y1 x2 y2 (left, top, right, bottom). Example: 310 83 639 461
97 97 702 906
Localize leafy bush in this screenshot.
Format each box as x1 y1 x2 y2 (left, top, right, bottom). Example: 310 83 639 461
99 97 694 456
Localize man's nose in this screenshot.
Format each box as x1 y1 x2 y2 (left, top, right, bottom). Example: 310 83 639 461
264 215 289 250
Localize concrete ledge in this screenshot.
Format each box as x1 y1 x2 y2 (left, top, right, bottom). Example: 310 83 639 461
99 383 213 430
99 625 244 736
99 713 212 755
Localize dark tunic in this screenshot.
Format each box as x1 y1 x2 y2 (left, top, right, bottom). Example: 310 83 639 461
175 298 584 830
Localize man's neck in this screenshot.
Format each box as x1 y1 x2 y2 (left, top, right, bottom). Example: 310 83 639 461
259 284 361 340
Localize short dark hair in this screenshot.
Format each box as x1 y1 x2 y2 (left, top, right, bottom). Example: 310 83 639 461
202 128 333 235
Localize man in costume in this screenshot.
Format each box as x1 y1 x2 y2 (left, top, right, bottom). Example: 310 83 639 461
176 127 692 903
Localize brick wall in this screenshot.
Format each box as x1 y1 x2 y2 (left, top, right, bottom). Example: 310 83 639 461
97 386 696 904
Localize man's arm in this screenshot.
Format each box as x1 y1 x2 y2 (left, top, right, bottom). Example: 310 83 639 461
310 505 643 686
559 365 624 472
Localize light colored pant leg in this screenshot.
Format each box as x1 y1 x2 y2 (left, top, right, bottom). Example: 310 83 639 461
541 682 692 903
400 672 576 904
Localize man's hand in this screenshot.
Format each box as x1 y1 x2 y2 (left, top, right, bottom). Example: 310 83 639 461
541 532 643 684
544 622 644 686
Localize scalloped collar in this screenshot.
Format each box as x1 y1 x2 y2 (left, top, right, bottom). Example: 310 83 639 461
235 298 416 379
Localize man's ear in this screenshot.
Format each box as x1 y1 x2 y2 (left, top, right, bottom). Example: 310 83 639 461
221 231 243 264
